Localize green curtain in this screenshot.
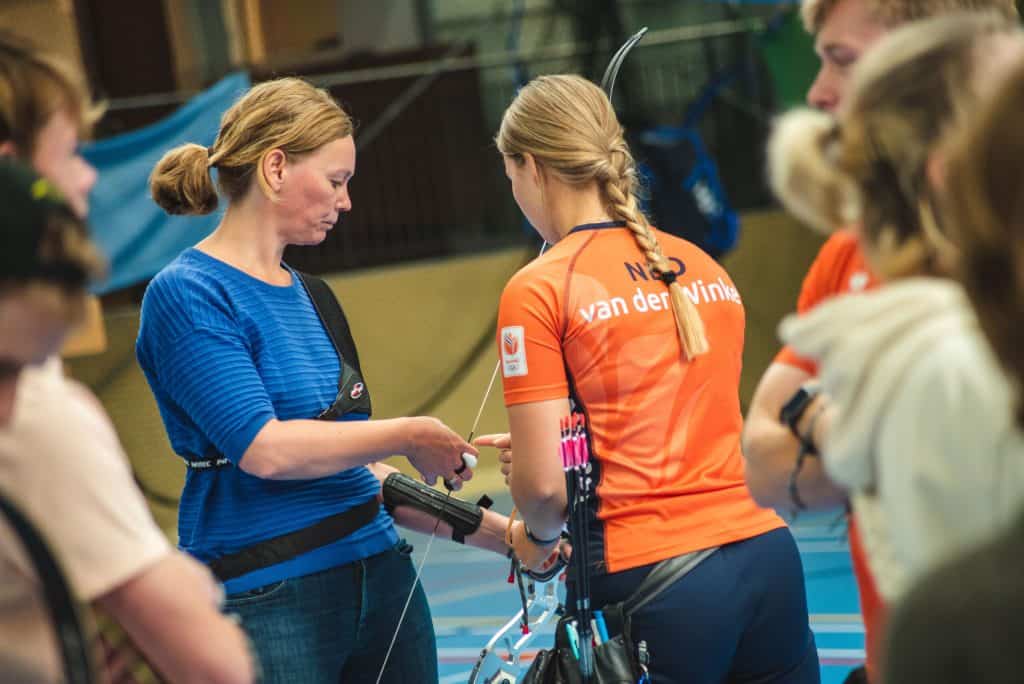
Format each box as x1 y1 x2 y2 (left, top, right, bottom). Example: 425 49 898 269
759 9 818 110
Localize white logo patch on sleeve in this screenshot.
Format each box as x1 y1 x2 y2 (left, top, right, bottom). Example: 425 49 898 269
501 325 528 377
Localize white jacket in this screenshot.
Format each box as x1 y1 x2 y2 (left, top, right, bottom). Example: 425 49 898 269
780 277 1024 602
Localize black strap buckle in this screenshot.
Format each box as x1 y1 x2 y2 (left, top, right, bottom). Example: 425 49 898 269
315 361 371 421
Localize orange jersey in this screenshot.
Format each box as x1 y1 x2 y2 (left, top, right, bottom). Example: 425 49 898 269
849 519 886 680
775 229 885 677
498 223 782 573
775 230 878 375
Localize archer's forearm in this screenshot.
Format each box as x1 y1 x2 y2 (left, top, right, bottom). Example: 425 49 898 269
509 484 567 542
390 505 510 556
466 509 513 555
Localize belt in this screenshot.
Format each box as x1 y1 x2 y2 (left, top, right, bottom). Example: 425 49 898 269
208 498 381 581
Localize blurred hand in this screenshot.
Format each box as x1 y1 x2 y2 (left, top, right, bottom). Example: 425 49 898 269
555 540 573 569
404 417 477 487
475 432 513 486
178 552 225 608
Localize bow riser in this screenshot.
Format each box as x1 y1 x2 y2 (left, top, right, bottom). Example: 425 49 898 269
468 578 561 684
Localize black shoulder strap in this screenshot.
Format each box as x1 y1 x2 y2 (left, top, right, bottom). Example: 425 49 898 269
295 270 365 381
0 491 96 684
623 547 716 616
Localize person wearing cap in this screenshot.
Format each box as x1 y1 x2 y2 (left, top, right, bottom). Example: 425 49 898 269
0 162 99 422
0 159 101 681
0 30 258 684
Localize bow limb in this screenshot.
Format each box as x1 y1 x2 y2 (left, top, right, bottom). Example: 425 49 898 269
600 27 649 99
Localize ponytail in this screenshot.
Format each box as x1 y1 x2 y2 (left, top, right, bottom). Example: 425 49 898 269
149 143 219 216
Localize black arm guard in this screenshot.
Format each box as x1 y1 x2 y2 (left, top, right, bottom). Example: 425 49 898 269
382 472 493 543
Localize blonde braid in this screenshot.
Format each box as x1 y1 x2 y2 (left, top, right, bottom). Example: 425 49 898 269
495 73 710 358
600 159 709 360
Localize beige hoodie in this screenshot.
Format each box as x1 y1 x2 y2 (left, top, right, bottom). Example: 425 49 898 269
780 278 1024 602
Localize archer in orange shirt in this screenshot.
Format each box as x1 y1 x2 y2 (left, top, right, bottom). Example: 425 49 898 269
482 74 819 684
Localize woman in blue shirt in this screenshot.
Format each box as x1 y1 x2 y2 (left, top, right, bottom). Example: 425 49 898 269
137 77 506 683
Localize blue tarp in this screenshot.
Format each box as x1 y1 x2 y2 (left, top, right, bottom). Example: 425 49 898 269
83 72 250 293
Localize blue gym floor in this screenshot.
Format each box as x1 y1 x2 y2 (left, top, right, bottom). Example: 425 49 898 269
408 498 863 683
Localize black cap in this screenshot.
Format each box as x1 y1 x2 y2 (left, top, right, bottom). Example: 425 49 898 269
0 161 92 290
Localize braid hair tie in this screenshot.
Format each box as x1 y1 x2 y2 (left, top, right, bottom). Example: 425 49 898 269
656 270 677 285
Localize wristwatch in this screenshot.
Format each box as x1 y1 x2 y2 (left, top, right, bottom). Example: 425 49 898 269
779 382 821 441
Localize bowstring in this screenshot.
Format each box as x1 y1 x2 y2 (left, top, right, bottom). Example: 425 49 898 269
373 242 547 683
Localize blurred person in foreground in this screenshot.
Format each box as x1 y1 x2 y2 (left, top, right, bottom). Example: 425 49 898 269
0 31 257 684
740 1 1017 679
769 9 1024 670
882 53 1024 684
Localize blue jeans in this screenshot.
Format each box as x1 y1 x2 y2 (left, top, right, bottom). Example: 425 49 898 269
225 540 436 684
569 527 819 684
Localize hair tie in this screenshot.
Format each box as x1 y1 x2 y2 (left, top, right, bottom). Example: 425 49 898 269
657 270 677 285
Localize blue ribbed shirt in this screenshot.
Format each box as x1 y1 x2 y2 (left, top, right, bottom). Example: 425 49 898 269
136 248 396 593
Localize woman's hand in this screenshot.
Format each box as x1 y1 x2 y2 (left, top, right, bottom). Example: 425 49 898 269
403 417 477 488
508 520 561 572
475 432 513 485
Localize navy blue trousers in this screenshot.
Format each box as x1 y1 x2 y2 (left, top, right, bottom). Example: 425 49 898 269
569 527 820 684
